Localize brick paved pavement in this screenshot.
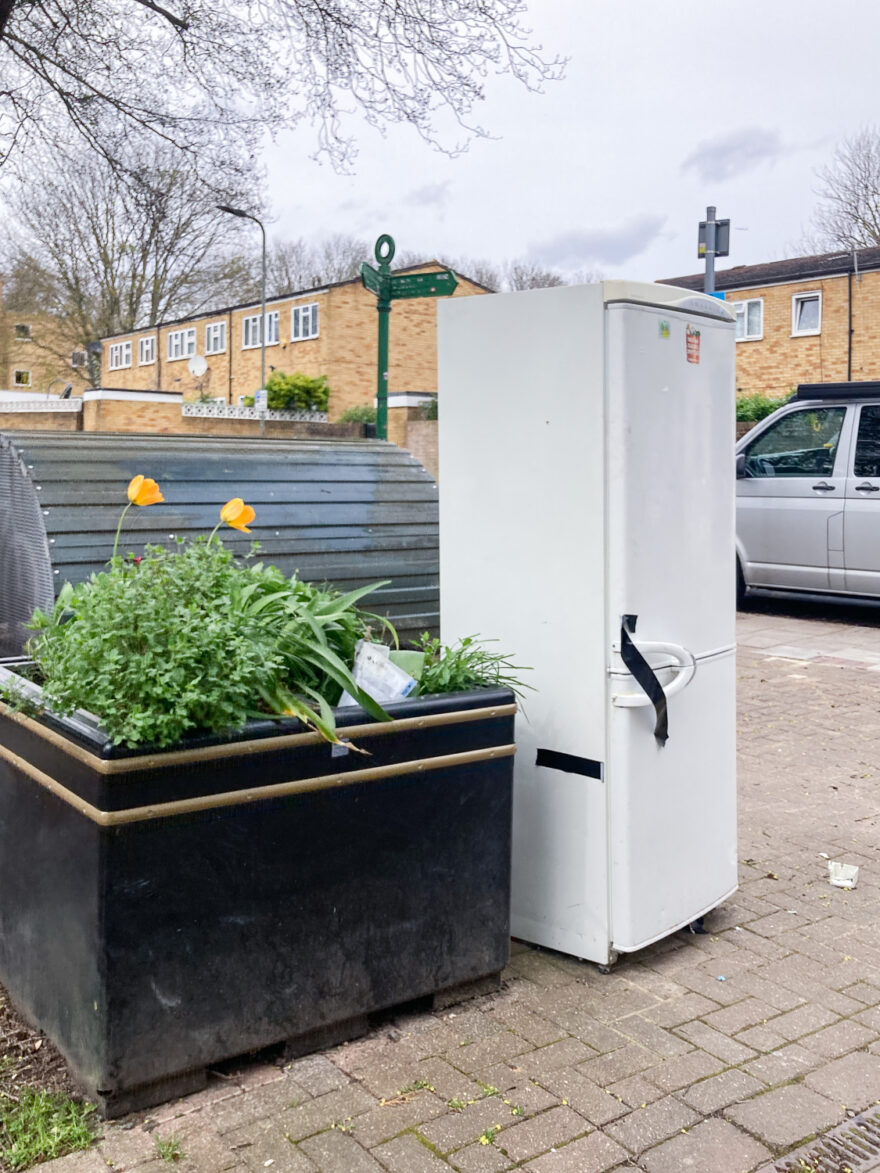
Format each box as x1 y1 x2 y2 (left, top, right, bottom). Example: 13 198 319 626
44 602 880 1173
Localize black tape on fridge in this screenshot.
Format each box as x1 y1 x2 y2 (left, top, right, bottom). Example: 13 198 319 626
535 749 603 780
620 614 669 746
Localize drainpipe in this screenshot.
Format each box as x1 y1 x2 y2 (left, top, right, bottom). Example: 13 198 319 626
848 249 860 382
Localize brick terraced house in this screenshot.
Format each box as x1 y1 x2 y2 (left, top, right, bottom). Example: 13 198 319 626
0 284 89 397
98 262 488 420
662 246 880 399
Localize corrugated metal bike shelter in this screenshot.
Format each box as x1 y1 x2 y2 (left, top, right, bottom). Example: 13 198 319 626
0 431 439 659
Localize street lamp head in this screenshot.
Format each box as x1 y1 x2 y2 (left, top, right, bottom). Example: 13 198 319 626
217 204 248 218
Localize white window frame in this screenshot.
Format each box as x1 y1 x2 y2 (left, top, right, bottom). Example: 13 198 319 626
291 302 320 342
13 323 32 341
242 310 280 349
731 297 763 342
792 291 822 337
167 327 196 361
108 341 132 371
138 336 156 365
204 321 227 355
13 369 31 387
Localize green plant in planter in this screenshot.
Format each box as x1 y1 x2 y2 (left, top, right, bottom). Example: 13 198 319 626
411 634 531 699
25 478 393 748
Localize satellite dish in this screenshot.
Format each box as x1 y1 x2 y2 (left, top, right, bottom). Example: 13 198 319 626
188 354 208 377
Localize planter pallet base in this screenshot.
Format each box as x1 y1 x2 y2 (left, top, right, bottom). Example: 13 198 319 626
0 685 516 1118
90 973 502 1117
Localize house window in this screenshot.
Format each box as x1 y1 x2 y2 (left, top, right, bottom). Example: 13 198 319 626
792 292 821 336
13 323 31 341
13 369 31 386
108 341 132 370
205 322 226 354
291 302 319 341
242 310 280 349
70 350 87 369
167 328 196 360
731 298 763 342
138 336 156 365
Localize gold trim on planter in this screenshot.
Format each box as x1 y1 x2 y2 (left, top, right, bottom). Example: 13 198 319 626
0 742 517 827
0 702 518 775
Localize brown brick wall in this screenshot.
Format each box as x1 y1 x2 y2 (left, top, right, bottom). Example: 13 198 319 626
731 271 880 399
100 268 487 421
0 411 81 431
80 397 365 440
403 420 438 481
387 405 422 447
82 399 182 433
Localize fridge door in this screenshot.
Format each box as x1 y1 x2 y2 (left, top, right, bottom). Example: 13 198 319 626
604 296 737 951
607 647 738 951
604 299 736 657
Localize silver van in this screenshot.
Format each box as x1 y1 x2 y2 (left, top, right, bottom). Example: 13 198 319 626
736 382 880 603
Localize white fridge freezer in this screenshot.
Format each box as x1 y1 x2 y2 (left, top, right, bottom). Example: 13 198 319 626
438 281 737 967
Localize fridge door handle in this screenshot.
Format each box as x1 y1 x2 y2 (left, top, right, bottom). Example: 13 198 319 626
611 641 696 707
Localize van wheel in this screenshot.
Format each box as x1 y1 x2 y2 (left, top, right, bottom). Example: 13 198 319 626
736 559 747 610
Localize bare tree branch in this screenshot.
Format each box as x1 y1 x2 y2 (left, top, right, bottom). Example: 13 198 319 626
0 0 563 186
130 0 188 31
811 128 880 250
0 0 15 41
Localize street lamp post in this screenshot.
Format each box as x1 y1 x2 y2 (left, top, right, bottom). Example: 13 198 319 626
217 204 267 398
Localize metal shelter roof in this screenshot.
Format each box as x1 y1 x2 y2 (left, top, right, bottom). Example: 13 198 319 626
0 431 439 658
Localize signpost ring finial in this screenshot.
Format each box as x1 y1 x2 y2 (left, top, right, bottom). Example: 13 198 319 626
375 234 396 266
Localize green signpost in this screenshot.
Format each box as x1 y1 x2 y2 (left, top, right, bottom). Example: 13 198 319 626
361 235 458 440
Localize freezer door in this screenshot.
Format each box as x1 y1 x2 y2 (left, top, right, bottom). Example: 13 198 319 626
604 300 736 655
607 649 737 950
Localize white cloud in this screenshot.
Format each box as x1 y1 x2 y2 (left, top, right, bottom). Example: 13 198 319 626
681 128 786 183
403 181 452 208
529 215 667 269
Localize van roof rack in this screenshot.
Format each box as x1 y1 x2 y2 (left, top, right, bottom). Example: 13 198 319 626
793 381 880 401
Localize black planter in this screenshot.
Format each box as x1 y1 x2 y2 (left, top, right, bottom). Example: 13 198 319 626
0 681 515 1116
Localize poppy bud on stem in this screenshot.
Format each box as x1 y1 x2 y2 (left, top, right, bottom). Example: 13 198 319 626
209 498 256 543
112 476 164 561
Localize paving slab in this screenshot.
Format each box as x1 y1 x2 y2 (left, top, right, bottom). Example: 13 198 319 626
640 1117 770 1173
804 1050 880 1111
521 1131 628 1172
603 1096 700 1155
725 1084 845 1148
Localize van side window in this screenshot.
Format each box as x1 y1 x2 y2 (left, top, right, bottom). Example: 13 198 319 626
744 407 846 478
854 405 880 478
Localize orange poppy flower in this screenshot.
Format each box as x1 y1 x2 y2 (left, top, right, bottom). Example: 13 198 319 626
127 475 164 506
220 497 256 533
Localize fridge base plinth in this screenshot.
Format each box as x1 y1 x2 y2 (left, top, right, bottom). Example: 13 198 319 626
612 882 739 956
511 883 738 966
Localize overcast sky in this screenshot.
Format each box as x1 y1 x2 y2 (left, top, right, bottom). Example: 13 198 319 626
264 0 876 285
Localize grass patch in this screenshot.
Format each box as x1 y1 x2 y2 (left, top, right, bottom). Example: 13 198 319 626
0 1089 95 1170
155 1134 184 1162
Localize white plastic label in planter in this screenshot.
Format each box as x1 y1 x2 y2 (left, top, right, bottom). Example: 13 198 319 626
338 641 417 708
